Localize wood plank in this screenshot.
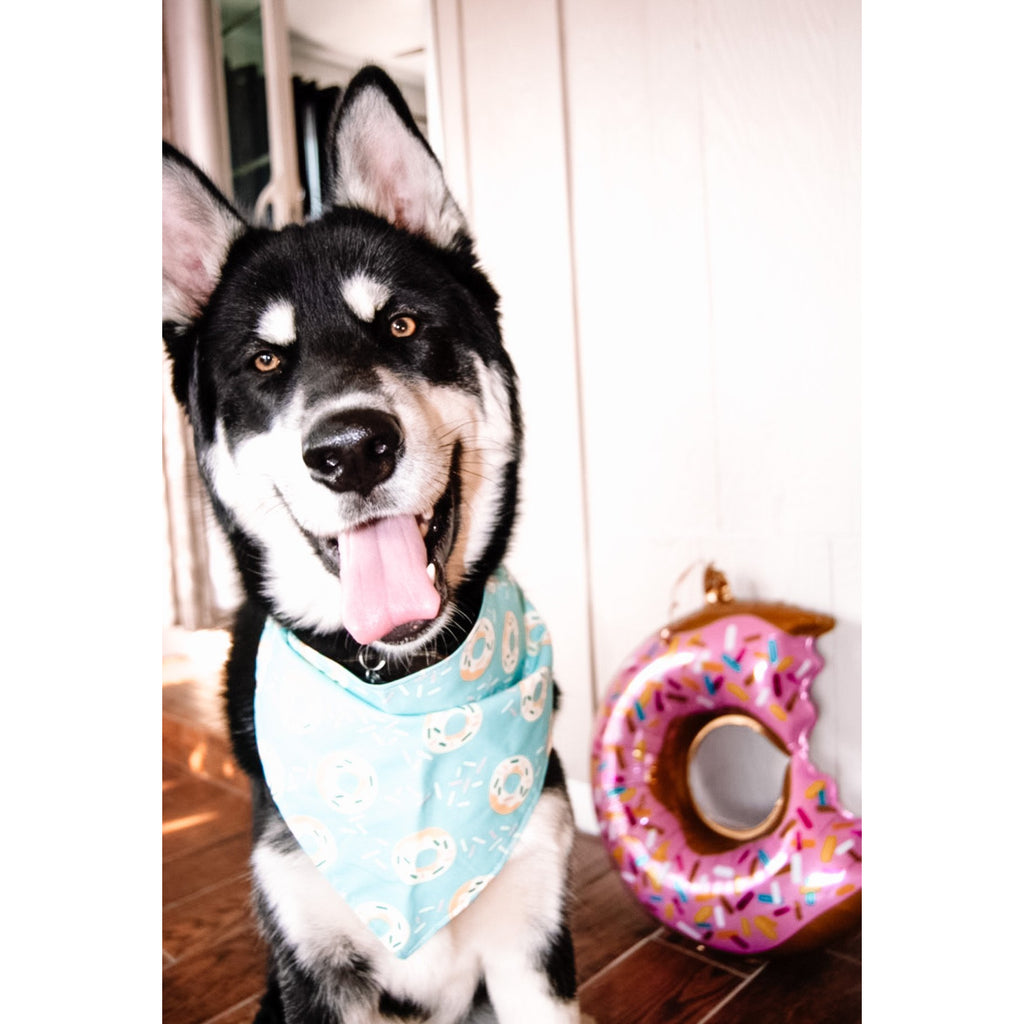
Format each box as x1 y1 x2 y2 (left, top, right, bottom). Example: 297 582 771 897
710 947 861 1023
570 832 616 891
163 832 253 906
657 928 767 980
571 867 661 985
578 934 743 1024
824 925 861 964
205 997 263 1024
164 714 248 795
162 927 267 1024
164 873 257 964
163 774 253 863
162 677 225 730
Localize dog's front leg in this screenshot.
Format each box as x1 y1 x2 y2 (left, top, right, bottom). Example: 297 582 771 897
470 789 580 1024
481 921 580 1024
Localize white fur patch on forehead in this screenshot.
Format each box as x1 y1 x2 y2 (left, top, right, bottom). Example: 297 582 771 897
342 274 391 323
256 300 296 345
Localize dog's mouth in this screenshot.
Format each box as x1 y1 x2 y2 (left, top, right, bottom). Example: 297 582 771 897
306 456 459 647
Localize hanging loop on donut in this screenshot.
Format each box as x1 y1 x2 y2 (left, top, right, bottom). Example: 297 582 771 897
703 564 734 605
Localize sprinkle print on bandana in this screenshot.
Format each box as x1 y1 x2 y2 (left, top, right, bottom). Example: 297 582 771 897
254 566 555 958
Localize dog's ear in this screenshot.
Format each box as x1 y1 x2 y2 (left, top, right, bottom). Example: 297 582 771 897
327 67 469 250
163 143 246 327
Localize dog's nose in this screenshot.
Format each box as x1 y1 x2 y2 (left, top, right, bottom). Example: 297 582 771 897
302 409 404 495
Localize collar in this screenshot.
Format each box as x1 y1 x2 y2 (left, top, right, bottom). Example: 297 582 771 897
254 566 555 958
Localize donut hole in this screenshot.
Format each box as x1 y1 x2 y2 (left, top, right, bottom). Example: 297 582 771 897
333 770 361 797
651 711 791 854
687 715 790 838
415 848 438 870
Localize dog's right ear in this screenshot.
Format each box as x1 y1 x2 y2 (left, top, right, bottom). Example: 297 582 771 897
326 67 470 251
163 143 246 329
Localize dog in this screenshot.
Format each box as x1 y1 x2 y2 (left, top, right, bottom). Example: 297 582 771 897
162 67 579 1023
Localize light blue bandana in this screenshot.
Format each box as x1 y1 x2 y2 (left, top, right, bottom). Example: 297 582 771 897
254 566 554 958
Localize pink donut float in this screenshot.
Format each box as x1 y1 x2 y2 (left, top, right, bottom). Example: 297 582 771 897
592 567 861 954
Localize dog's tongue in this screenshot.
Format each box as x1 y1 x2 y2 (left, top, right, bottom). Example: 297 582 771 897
338 515 441 645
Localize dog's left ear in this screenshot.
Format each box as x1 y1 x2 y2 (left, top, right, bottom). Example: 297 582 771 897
327 67 470 250
163 143 246 328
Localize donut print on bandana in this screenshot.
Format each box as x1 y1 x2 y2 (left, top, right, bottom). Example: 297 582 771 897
285 814 338 871
316 752 379 813
392 827 457 885
489 755 535 814
254 566 555 959
423 703 483 754
460 616 495 681
518 666 550 722
354 902 410 954
592 594 861 955
448 874 494 917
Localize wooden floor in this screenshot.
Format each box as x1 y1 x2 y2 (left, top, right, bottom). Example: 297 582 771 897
163 631 861 1024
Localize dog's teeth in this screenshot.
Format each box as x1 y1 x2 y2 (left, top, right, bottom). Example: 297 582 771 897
418 515 432 538
426 562 437 583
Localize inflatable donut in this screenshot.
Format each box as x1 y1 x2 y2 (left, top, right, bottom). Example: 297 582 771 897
423 703 484 753
592 566 861 954
392 827 457 885
489 755 535 814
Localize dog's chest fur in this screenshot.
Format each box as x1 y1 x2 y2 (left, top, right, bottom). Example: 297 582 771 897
252 788 575 1022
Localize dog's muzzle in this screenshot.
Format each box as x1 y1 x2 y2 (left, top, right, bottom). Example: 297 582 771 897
299 408 460 647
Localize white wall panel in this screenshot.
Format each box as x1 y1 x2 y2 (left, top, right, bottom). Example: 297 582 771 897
433 0 596 783
696 0 861 542
432 0 860 816
696 0 861 814
559 0 718 706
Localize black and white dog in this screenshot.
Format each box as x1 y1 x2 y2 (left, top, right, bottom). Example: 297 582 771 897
163 68 579 1023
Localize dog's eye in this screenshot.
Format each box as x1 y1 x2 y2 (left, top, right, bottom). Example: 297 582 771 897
254 351 282 373
389 315 418 339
